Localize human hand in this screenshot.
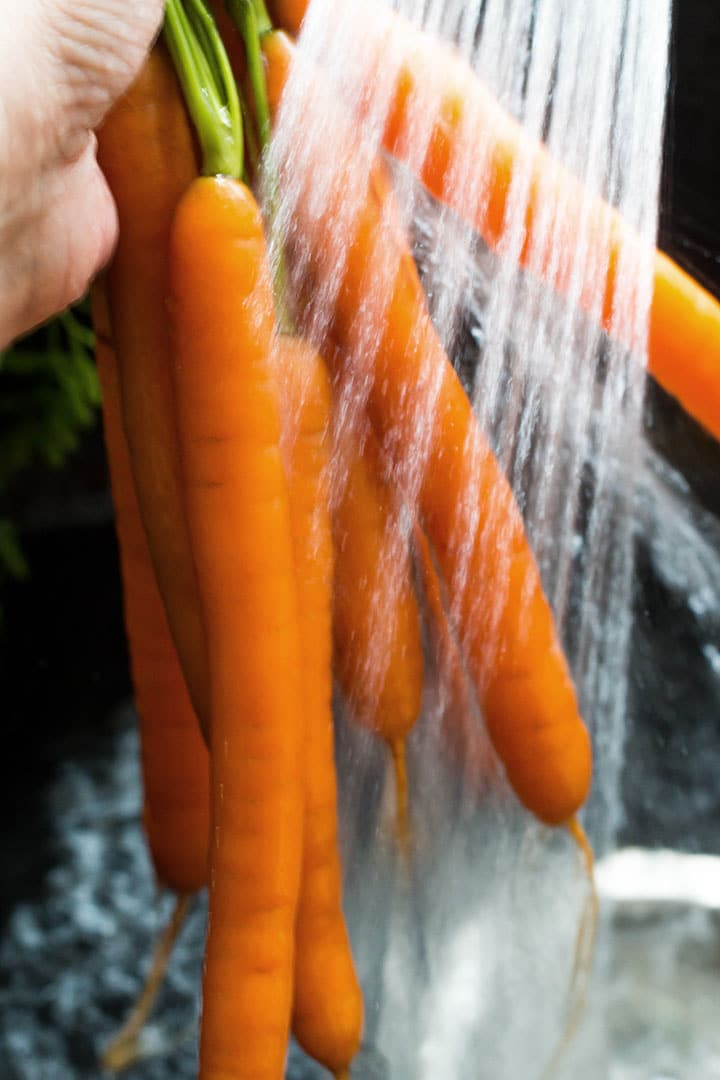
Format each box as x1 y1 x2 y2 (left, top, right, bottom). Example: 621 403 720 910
0 0 165 349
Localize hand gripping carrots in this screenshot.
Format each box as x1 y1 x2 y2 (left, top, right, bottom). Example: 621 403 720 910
263 28 592 828
276 335 363 1080
269 0 720 445
164 3 305 1076
96 44 209 731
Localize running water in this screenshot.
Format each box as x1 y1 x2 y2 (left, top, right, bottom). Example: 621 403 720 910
268 1 671 1076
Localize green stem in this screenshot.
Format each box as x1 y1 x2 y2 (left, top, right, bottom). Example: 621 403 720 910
164 0 243 178
227 0 271 153
252 0 273 37
226 0 291 332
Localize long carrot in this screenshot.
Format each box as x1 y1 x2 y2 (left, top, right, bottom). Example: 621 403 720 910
164 4 304 1076
269 0 720 444
97 43 209 731
264 29 592 828
275 334 363 1080
91 282 208 1070
91 282 209 895
332 413 424 846
209 14 363 1070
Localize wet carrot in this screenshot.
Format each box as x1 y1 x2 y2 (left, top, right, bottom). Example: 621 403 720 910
96 44 209 731
269 0 720 443
412 522 492 789
276 335 363 1080
332 414 424 845
164 4 304 1075
264 29 591 827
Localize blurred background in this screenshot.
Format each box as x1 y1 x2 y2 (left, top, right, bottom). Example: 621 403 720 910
0 2 719 1077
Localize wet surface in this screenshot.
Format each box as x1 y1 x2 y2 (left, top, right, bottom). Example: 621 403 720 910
2 0 720 1075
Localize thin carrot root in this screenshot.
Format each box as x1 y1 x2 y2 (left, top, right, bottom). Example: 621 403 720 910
566 815 599 998
541 817 598 1078
389 737 410 852
101 893 194 1072
335 1069 351 1080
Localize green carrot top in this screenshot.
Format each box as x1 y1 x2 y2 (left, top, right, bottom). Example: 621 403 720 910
164 0 244 179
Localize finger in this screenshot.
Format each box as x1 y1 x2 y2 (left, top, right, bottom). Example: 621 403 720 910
47 0 166 147
0 138 117 345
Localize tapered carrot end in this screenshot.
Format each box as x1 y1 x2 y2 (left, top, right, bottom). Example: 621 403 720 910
389 737 410 853
541 817 599 1078
334 1070 351 1080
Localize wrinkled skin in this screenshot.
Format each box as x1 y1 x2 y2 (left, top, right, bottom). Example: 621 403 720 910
0 0 165 348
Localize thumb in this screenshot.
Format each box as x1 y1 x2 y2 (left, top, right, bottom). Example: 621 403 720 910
47 0 166 147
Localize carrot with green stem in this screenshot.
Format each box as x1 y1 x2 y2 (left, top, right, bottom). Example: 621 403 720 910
269 0 720 444
91 282 209 1071
164 4 304 1076
96 44 209 733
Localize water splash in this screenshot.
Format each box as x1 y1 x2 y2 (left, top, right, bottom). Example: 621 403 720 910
268 0 671 1075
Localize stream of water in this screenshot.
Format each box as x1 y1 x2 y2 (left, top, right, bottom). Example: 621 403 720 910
267 1 673 1076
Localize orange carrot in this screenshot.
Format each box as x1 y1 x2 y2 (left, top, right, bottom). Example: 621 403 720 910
332 413 424 845
267 0 306 36
92 283 208 1071
91 282 209 895
412 522 493 789
164 5 304 1073
97 45 209 730
265 29 591 827
275 334 363 1080
269 0 720 444
170 172 304 1080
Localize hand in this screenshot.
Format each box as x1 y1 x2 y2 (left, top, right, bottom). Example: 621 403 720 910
0 0 165 349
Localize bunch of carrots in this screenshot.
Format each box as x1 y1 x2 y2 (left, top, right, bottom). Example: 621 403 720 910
91 0 719 1077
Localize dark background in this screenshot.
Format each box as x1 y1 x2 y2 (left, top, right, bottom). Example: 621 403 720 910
0 2 719 1075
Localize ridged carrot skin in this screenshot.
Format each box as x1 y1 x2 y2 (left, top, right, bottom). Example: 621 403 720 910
91 283 209 895
269 0 720 443
332 417 424 841
275 335 363 1078
97 46 209 730
168 176 304 1080
264 30 591 826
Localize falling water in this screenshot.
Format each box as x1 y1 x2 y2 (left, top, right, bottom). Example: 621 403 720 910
267 1 672 1076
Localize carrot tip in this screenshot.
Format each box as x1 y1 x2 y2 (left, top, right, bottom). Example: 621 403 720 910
389 737 410 853
541 817 599 1078
100 892 194 1072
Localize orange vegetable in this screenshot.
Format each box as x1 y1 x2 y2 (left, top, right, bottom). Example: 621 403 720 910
332 413 424 845
268 0 306 35
264 30 591 826
413 522 492 789
92 283 208 1071
269 0 720 443
169 175 304 1080
276 335 363 1080
92 282 209 895
97 46 209 730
